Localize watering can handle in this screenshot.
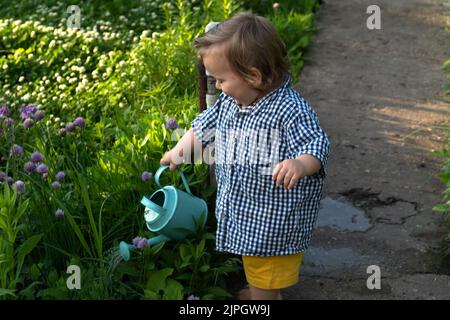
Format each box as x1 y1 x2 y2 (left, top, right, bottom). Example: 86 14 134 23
155 165 192 195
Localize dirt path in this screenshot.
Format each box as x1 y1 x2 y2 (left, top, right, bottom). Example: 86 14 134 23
285 0 450 299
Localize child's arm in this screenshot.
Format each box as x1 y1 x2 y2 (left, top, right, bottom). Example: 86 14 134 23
272 154 322 190
160 128 199 171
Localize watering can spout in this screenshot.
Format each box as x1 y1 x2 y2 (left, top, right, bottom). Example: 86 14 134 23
148 234 171 246
119 235 171 261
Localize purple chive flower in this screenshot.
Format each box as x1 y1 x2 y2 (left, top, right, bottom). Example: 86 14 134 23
136 238 149 249
51 181 61 189
13 180 25 194
55 209 64 217
165 118 178 130
132 236 143 247
187 295 200 300
65 122 76 132
55 171 65 180
34 110 45 121
36 163 48 174
0 172 6 181
12 144 23 156
24 162 36 173
20 105 37 120
0 105 9 118
73 117 85 128
3 118 14 126
6 176 13 185
31 152 44 163
23 118 34 128
141 171 152 181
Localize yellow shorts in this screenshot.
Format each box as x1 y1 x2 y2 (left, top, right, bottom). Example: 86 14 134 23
242 253 304 290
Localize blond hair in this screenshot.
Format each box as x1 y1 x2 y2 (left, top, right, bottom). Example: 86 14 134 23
195 12 290 92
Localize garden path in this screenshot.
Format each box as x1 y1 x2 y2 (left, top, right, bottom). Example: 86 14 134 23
285 0 450 299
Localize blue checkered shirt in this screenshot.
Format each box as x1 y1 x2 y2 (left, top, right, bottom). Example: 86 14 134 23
191 76 330 256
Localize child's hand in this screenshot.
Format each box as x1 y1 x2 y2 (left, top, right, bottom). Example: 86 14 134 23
272 159 307 190
160 148 183 171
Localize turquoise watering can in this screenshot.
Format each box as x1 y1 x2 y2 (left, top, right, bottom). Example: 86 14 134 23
119 165 208 261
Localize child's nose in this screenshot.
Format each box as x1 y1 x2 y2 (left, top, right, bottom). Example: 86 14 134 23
215 80 221 90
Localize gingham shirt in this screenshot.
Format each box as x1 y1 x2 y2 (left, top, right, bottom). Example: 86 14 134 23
191 76 330 256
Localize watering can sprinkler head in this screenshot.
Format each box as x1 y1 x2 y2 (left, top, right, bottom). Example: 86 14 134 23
119 241 134 261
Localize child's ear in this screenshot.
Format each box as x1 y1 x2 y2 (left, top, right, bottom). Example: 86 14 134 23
248 67 263 87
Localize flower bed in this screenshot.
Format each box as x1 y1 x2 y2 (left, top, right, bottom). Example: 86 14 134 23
0 0 320 299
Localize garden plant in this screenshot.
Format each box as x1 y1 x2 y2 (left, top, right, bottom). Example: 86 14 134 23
0 0 321 299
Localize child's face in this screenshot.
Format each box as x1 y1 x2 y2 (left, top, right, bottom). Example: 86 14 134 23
203 44 262 107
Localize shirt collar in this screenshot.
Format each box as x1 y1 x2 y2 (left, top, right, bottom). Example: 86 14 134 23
233 74 291 116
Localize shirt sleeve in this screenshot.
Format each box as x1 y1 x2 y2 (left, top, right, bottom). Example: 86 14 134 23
285 110 331 177
191 93 223 147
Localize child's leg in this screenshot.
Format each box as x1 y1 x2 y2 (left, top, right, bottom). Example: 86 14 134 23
248 284 282 300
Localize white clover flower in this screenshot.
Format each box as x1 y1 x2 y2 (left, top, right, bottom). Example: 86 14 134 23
2 64 8 70
39 86 45 92
17 85 22 91
49 40 56 48
106 67 112 74
22 93 30 101
45 80 50 85
30 30 36 38
58 84 67 90
57 76 63 83
19 76 25 82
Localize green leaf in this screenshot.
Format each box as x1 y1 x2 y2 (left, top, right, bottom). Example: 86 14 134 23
195 239 205 259
433 204 450 212
0 288 16 298
199 265 210 272
15 234 43 281
143 289 160 300
206 286 233 298
146 268 173 293
163 278 183 300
